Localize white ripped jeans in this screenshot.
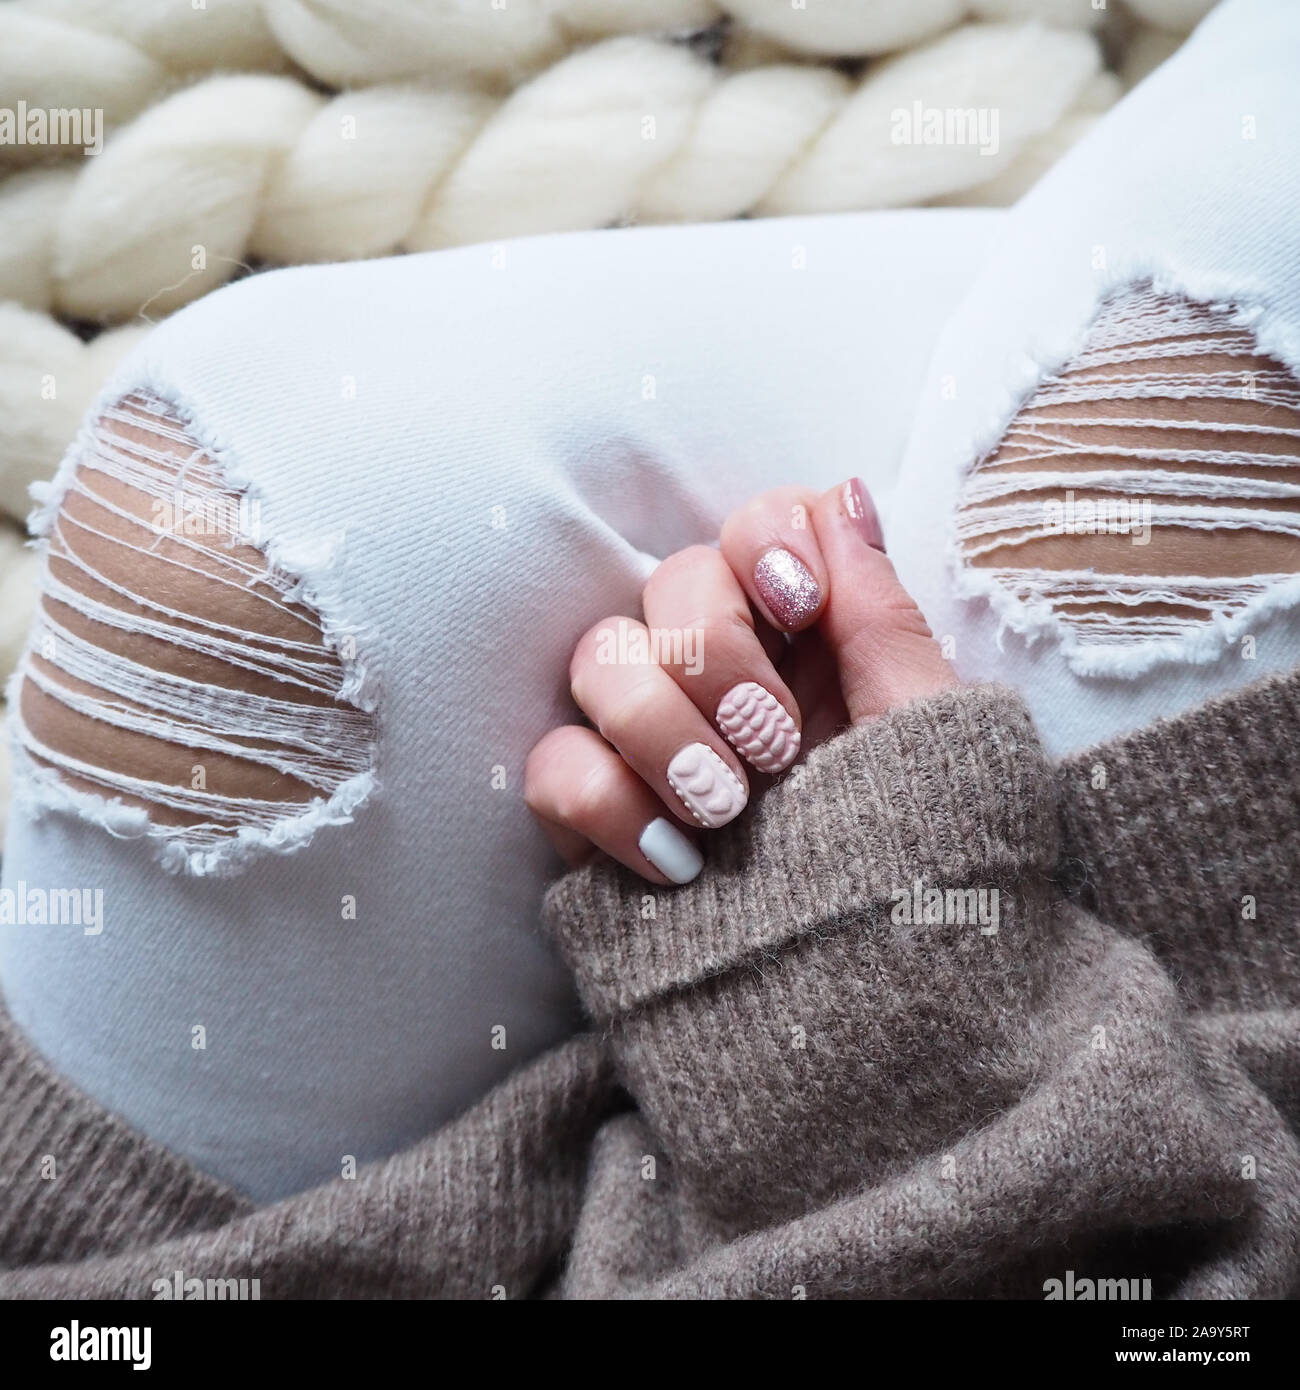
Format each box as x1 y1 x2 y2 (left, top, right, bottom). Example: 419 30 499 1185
3 0 1298 1202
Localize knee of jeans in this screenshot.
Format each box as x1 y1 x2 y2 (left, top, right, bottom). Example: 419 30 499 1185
7 392 377 875
954 283 1300 667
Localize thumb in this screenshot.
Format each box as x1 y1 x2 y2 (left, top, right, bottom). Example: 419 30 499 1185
810 478 957 724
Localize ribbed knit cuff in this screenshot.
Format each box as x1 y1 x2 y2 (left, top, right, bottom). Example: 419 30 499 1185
0 997 251 1270
545 683 1058 1020
1057 663 1300 1014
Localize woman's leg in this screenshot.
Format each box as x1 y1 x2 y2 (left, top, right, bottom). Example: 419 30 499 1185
0 208 998 1201
886 0 1300 755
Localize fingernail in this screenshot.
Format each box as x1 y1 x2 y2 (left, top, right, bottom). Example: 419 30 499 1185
716 681 801 774
666 742 748 828
639 817 704 884
843 478 885 551
753 547 821 629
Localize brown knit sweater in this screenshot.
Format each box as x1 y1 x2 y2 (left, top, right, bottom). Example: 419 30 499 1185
1 680 1297 1298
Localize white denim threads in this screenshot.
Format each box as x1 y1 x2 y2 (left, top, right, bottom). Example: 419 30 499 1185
10 393 376 876
955 285 1300 653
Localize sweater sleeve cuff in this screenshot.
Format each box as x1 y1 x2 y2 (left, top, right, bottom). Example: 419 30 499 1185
544 683 1059 1021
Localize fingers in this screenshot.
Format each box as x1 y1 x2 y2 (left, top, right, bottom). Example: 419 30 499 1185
527 477 956 889
524 725 703 885
641 545 802 775
720 486 828 633
569 617 749 830
811 478 958 723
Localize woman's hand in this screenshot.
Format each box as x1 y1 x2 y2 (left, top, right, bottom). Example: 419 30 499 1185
525 477 957 884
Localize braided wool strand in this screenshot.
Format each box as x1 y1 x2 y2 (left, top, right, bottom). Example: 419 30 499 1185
2 23 1104 324
0 0 1142 139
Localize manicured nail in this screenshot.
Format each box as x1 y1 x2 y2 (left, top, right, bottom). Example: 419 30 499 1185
666 742 748 828
638 817 704 884
716 681 801 773
753 547 821 629
843 478 885 551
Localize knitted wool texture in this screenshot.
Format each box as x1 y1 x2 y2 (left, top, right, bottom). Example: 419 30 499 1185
0 680 1295 1298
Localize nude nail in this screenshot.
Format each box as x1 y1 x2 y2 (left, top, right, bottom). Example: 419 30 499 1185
666 743 748 828
639 818 704 884
843 477 886 551
753 547 821 628
716 681 801 773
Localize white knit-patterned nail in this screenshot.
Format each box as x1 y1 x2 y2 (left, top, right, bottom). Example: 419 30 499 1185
666 743 747 828
715 681 801 773
638 818 704 884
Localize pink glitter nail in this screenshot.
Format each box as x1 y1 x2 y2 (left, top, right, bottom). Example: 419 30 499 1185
753 547 821 629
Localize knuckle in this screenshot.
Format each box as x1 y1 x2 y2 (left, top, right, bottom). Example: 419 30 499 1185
642 545 721 607
869 592 937 643
718 505 757 552
688 609 754 649
723 486 816 543
570 616 639 694
554 758 622 833
652 544 719 583
522 731 568 815
663 611 753 678
598 676 667 752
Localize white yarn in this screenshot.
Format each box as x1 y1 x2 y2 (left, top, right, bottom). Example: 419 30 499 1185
412 38 719 249
0 524 40 689
0 10 164 166
2 25 1101 325
255 86 497 264
757 22 1100 214
972 0 1097 16
1124 0 1218 31
934 70 1122 206
731 0 1106 52
636 65 852 224
22 0 283 69
724 0 967 57
0 303 148 521
55 73 323 320
0 165 77 309
0 0 1129 139
0 1 285 166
